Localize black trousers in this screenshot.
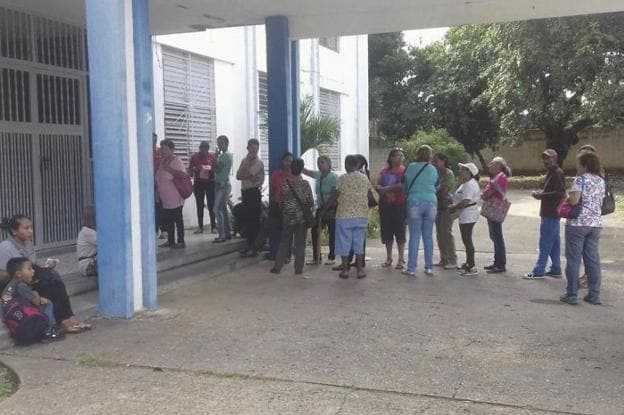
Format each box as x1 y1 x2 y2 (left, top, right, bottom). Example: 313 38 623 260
193 180 216 230
241 187 262 248
311 209 336 261
459 222 476 268
163 206 185 244
33 267 74 323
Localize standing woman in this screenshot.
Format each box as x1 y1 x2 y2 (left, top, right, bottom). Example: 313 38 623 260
482 156 510 273
375 148 407 270
432 153 457 269
156 139 187 249
323 155 372 279
303 156 338 265
402 145 439 276
188 141 217 234
560 151 605 305
266 152 294 260
270 159 314 275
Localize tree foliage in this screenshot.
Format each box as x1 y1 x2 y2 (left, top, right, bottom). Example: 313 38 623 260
370 12 624 163
299 96 340 153
397 129 469 172
484 14 624 161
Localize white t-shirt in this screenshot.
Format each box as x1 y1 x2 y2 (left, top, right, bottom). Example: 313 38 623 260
76 227 97 276
454 179 481 224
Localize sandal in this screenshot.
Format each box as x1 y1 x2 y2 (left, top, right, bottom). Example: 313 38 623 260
395 261 405 270
64 324 85 334
381 260 393 268
357 272 367 279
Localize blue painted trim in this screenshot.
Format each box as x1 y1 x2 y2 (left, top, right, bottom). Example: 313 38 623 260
265 15 292 177
85 0 135 318
290 40 301 157
132 0 157 310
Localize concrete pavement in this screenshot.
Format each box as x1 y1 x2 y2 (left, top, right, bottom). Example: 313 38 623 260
1 190 623 414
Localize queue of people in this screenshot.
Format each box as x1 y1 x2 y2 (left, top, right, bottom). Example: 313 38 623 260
1 138 609 346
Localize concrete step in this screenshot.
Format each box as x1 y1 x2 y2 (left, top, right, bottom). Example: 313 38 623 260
61 238 248 297
0 240 260 350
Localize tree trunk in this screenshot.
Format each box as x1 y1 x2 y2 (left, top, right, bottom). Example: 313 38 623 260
543 128 581 166
474 150 488 172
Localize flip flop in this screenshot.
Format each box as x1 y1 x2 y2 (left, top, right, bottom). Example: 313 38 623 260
395 261 405 270
381 261 393 268
64 324 86 334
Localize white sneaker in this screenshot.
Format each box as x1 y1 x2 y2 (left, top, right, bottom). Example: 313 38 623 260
424 268 434 276
461 267 479 277
443 263 458 270
402 270 416 277
324 259 336 265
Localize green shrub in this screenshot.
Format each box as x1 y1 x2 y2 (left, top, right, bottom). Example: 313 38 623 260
397 129 469 173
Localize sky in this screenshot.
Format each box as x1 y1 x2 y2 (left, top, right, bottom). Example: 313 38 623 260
403 27 448 48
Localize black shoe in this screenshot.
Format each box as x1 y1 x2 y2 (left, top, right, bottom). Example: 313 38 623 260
41 327 65 343
486 266 506 274
484 264 496 270
560 294 578 305
269 268 280 274
456 263 469 272
263 253 275 261
583 294 602 305
545 271 563 278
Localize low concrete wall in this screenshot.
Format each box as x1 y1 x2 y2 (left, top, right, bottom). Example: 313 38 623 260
370 128 624 175
480 129 624 174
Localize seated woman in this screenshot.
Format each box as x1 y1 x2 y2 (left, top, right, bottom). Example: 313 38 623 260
0 215 91 333
77 205 97 277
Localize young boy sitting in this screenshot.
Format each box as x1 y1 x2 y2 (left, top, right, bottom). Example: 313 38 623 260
1 257 65 344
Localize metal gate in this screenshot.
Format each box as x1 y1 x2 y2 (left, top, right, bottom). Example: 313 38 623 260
0 6 90 248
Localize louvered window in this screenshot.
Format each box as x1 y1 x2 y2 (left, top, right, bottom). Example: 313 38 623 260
319 88 341 169
257 71 269 174
162 47 217 164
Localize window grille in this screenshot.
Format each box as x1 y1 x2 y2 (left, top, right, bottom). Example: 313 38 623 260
257 71 269 174
0 68 31 122
319 88 342 169
162 46 217 164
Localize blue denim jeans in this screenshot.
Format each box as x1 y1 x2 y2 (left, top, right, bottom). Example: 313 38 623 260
565 225 602 298
532 217 561 276
406 200 437 272
213 182 231 239
487 219 507 268
40 302 56 332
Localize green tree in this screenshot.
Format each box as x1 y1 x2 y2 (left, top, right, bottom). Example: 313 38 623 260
299 96 340 153
368 32 422 142
398 129 469 172
428 26 500 169
484 14 624 161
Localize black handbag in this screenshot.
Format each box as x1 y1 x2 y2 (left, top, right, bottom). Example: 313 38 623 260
602 178 615 215
287 181 316 228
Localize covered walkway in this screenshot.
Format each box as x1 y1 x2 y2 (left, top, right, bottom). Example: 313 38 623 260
6 0 624 317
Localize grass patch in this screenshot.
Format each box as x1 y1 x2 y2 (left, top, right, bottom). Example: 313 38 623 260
0 363 19 401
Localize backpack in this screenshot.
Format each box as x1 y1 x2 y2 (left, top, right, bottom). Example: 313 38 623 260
3 300 49 344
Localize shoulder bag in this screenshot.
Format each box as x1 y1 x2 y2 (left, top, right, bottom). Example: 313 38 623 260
557 176 585 219
480 178 511 223
601 176 615 216
287 181 316 228
165 157 193 199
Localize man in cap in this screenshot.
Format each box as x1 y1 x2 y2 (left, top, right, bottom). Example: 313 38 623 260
524 149 566 279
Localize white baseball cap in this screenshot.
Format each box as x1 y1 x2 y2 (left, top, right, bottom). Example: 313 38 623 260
458 162 479 177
